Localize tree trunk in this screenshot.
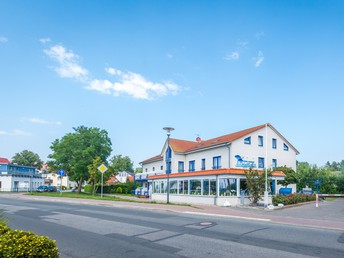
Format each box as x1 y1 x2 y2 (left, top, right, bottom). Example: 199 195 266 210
77 177 83 193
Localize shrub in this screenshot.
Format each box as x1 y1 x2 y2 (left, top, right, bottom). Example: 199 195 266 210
115 187 123 194
0 225 59 258
84 184 92 194
272 193 316 206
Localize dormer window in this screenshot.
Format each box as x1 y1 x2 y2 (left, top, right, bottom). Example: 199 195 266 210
244 136 251 145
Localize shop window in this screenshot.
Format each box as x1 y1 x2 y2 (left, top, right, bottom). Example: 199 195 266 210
178 180 188 194
190 180 201 195
202 179 209 195
219 178 237 196
210 179 216 195
169 180 178 194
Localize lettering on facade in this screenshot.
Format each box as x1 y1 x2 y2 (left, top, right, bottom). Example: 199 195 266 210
234 155 256 168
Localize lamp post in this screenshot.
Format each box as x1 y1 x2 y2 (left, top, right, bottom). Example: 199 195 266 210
163 127 174 204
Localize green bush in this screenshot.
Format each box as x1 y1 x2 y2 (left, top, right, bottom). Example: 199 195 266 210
0 224 59 257
272 193 316 206
115 187 123 194
84 184 92 193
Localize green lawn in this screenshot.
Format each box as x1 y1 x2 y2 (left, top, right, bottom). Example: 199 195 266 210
26 192 191 206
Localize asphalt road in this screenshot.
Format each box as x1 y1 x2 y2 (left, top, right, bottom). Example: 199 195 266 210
1 197 343 258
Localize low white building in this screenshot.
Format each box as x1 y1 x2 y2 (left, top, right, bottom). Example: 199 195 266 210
0 159 44 191
141 123 299 206
42 173 76 189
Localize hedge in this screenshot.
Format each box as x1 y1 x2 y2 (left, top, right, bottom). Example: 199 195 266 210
272 193 316 206
0 223 59 258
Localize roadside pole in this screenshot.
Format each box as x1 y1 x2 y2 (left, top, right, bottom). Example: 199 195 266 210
97 164 108 199
316 193 318 208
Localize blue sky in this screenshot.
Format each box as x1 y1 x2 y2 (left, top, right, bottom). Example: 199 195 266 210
1 0 343 167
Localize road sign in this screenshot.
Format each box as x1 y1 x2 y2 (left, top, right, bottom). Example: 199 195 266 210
98 164 108 174
58 169 65 176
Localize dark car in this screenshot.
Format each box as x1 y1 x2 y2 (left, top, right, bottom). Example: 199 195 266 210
48 186 57 192
36 185 49 192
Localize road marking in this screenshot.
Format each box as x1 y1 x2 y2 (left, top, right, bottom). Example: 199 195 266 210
182 211 271 222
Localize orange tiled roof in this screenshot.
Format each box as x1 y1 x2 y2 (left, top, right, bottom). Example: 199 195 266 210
148 168 285 180
0 158 10 164
169 124 267 153
141 154 163 164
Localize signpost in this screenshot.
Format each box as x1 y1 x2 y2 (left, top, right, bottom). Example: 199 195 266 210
97 164 108 198
58 169 65 195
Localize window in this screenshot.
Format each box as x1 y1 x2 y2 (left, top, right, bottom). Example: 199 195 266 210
169 180 177 194
189 160 195 172
219 178 237 196
212 156 221 169
160 165 163 170
272 138 277 149
178 180 188 194
244 136 251 144
152 167 155 171
258 136 263 147
210 179 216 195
272 159 277 168
283 143 289 151
201 158 206 170
190 180 201 195
202 179 209 195
258 157 265 168
145 168 148 172
178 161 184 172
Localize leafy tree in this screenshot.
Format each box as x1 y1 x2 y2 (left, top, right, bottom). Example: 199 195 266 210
88 157 111 195
244 168 271 204
11 150 43 168
48 126 112 193
109 155 134 174
275 166 297 188
135 167 142 174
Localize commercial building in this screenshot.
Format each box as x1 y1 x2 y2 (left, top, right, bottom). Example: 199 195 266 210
0 158 44 191
139 123 299 206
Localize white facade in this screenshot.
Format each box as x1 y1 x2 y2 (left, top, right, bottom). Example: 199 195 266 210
140 124 299 206
42 173 75 189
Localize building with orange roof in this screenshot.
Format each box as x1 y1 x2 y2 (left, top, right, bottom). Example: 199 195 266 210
138 123 299 206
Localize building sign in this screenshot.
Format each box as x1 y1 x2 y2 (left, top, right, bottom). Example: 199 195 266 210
234 155 256 168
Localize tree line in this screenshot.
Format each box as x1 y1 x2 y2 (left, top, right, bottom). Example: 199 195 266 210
9 125 344 194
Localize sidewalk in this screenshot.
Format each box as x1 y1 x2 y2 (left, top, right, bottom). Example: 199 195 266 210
2 193 344 231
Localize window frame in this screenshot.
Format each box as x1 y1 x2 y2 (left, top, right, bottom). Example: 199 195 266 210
258 135 263 147
189 160 195 172
258 157 265 169
244 136 251 145
212 156 222 169
272 138 277 149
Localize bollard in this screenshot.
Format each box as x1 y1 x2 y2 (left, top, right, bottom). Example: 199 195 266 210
316 193 318 208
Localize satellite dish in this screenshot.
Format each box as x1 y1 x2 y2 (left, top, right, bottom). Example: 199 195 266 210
196 137 201 143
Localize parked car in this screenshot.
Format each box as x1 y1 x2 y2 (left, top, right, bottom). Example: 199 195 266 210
36 186 49 192
48 186 58 192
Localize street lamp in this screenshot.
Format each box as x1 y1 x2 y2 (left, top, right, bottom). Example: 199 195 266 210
163 127 174 204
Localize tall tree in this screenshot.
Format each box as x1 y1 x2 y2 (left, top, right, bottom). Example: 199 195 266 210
48 126 112 193
12 150 43 168
109 155 134 174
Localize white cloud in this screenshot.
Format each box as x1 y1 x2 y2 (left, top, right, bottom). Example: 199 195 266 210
166 53 173 59
88 67 181 100
39 38 51 43
224 51 240 61
44 44 88 81
255 31 265 39
254 51 264 67
24 117 62 126
0 129 31 136
0 36 8 43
